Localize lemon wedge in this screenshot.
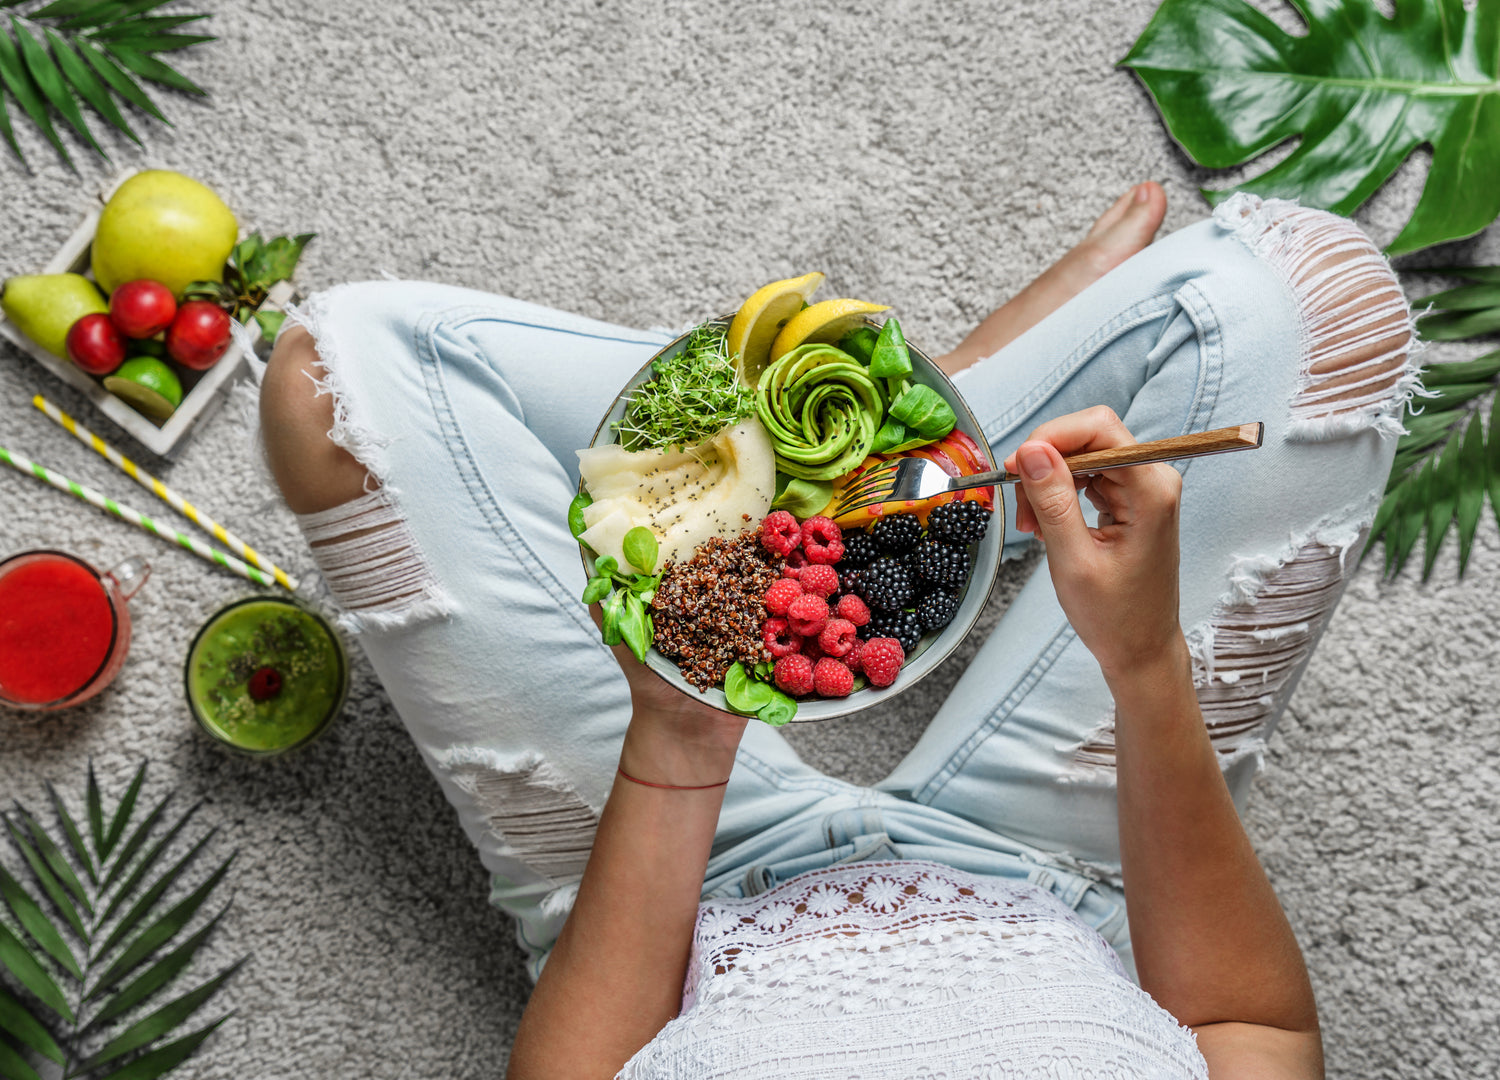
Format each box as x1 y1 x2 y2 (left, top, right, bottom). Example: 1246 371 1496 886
769 297 890 363
728 272 825 385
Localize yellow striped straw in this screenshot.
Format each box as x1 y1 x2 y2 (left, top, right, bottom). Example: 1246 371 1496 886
33 395 299 592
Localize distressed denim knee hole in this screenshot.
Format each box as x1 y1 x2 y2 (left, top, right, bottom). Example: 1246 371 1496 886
1214 194 1422 440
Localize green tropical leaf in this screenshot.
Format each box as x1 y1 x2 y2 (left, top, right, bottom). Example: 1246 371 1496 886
0 862 82 979
101 31 211 51
105 44 201 94
1417 350 1500 386
0 983 64 1064
15 806 91 915
48 29 138 143
0 1038 42 1080
94 1016 229 1080
75 36 165 122
101 762 146 864
3 817 86 939
0 1 211 165
88 909 224 1029
1488 391 1500 531
1455 411 1486 577
1121 0 1500 255
88 14 209 38
99 804 199 927
87 762 105 857
1423 424 1462 580
0 921 73 1022
102 794 170 893
86 961 240 1069
46 782 95 885
91 852 233 996
10 15 103 156
0 21 71 167
96 828 216 962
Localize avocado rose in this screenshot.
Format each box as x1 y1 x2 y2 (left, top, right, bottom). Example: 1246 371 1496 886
754 343 883 480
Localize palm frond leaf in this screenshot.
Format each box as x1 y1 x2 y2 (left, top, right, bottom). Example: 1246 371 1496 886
1370 274 1500 580
0 0 212 168
0 763 243 1080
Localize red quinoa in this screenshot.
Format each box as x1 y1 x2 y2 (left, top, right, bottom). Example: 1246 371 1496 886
651 529 780 691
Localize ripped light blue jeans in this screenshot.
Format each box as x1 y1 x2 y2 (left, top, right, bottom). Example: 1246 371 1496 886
279 195 1417 980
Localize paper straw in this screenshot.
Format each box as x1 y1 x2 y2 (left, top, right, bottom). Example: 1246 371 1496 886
0 444 276 589
33 395 298 592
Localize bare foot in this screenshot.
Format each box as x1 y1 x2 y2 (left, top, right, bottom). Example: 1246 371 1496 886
935 182 1168 376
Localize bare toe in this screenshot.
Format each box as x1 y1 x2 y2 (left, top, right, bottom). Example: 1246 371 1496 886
1082 182 1167 274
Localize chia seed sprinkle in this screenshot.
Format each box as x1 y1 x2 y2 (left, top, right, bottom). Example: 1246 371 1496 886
651 529 780 690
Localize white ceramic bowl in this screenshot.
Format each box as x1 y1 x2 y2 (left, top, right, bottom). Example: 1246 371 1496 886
582 316 1003 721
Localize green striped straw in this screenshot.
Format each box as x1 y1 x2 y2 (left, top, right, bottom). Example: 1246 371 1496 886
0 444 276 589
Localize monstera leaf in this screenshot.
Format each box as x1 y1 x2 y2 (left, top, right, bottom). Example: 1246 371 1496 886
1122 0 1500 255
0 762 241 1080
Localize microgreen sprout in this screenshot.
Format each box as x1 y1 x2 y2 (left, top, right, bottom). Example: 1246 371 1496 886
614 324 754 451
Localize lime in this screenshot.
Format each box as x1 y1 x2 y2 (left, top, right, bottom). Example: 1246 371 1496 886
727 271 824 386
770 298 890 363
103 356 183 422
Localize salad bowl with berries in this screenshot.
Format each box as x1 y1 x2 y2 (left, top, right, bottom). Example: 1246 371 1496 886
569 274 1003 724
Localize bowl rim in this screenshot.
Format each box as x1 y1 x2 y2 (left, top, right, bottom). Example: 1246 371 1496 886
577 313 1003 722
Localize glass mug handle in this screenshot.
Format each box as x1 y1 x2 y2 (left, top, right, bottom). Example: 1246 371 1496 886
105 556 151 601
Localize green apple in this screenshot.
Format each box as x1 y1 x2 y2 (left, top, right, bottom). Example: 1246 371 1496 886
91 170 238 298
0 273 109 359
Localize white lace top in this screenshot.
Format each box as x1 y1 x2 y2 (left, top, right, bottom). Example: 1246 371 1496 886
619 860 1207 1080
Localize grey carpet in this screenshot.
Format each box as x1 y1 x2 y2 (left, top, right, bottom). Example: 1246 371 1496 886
2 1 1497 1077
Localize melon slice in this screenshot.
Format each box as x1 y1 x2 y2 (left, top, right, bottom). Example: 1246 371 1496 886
576 418 776 568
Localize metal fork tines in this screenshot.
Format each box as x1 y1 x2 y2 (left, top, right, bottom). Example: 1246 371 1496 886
829 422 1264 519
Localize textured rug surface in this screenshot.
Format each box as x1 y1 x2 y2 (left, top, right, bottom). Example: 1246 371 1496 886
2 1 1497 1077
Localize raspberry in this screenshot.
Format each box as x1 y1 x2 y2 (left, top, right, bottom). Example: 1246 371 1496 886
800 516 845 564
798 563 840 598
247 666 282 701
782 548 808 578
799 635 826 663
774 653 815 695
760 510 802 557
860 637 905 688
812 658 854 698
835 593 871 627
764 578 803 615
818 618 858 658
762 617 801 658
787 594 830 638
844 637 865 674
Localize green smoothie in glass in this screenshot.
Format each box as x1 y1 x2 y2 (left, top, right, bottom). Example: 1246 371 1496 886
186 597 348 754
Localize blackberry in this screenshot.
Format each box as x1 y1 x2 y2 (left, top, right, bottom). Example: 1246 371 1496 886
927 500 992 546
837 530 880 569
862 609 923 653
871 513 922 555
856 555 918 611
838 568 864 597
912 539 970 589
916 589 960 631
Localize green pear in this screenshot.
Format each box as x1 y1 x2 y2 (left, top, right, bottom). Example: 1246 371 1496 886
92 170 238 298
1 273 109 359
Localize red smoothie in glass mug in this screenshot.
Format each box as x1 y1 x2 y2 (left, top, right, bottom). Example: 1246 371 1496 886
0 550 149 709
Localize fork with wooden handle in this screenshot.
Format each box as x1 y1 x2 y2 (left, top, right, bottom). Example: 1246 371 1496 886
829 422 1264 519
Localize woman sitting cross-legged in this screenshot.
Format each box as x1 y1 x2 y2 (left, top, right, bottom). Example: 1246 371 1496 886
258 184 1416 1078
